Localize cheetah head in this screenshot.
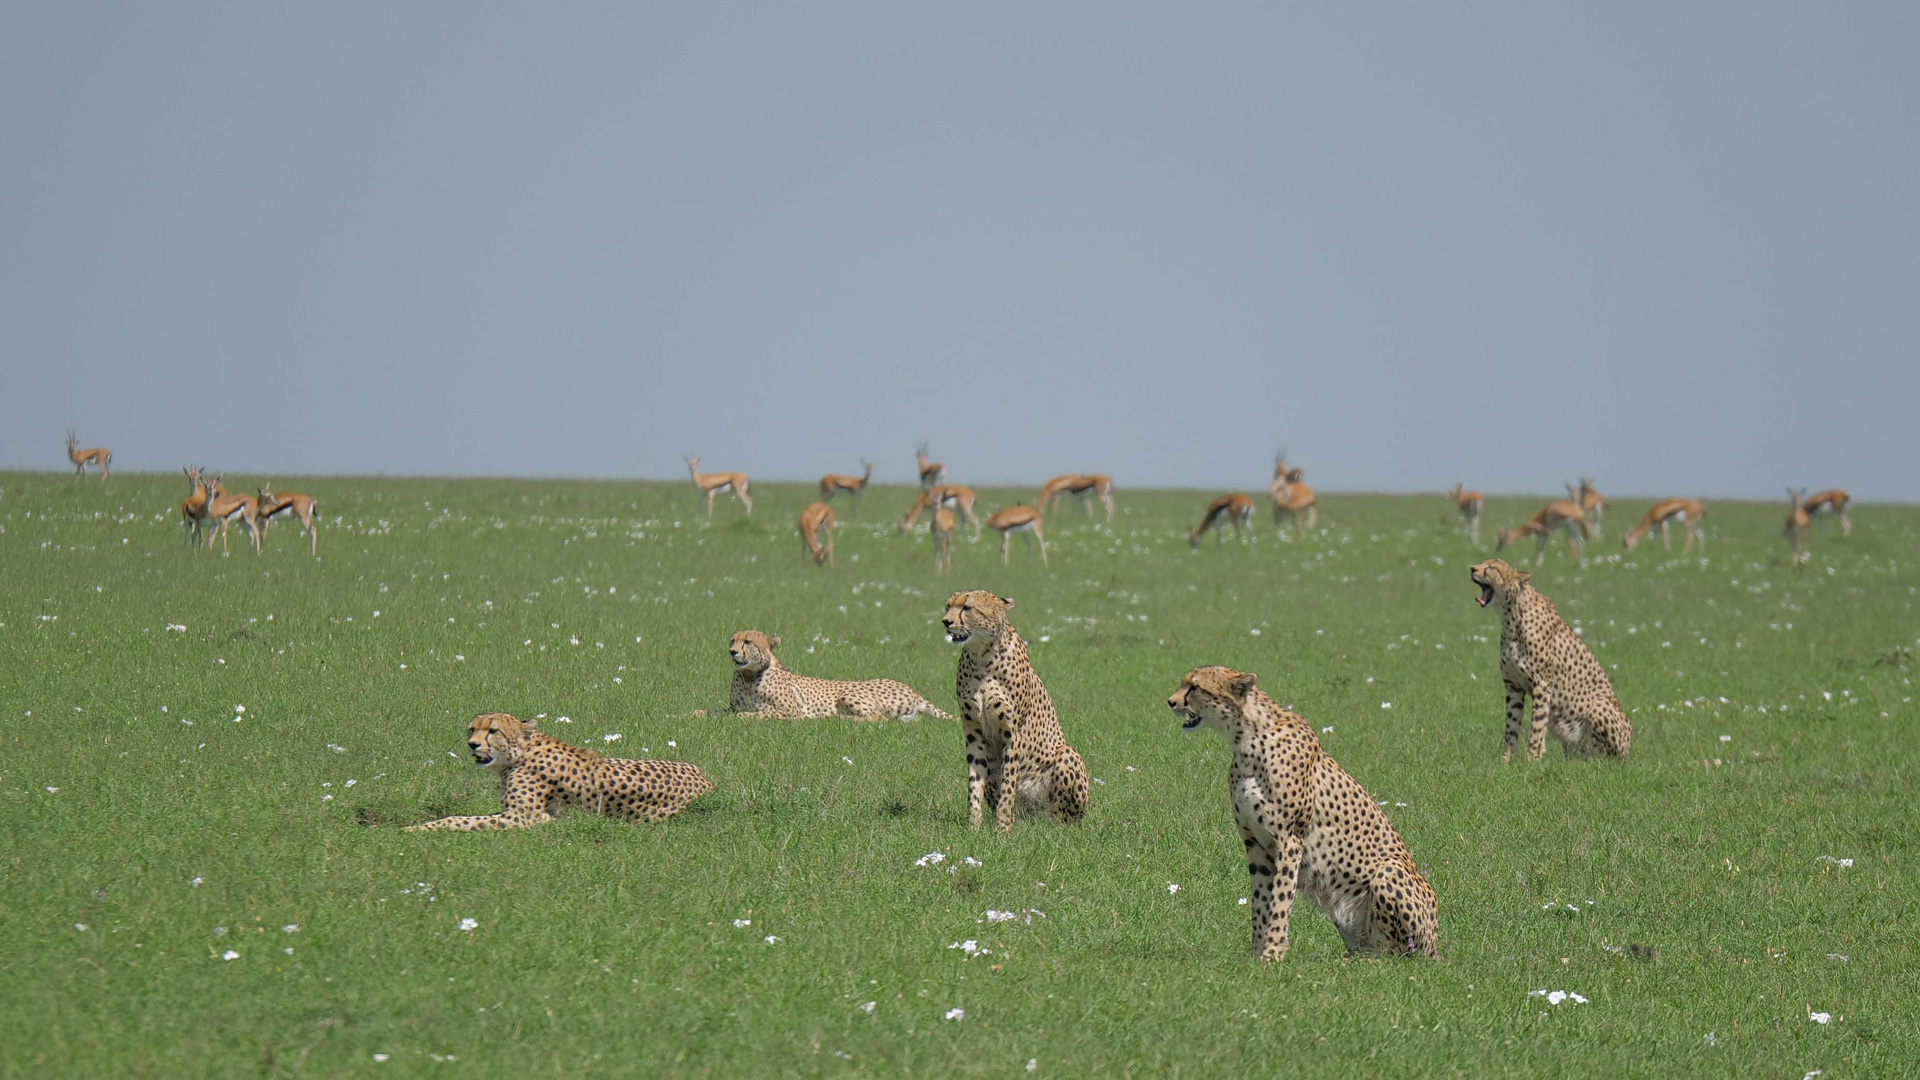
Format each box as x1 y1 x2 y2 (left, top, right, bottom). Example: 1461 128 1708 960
1469 558 1527 608
940 590 1013 646
466 712 532 770
1168 666 1258 733
729 630 779 674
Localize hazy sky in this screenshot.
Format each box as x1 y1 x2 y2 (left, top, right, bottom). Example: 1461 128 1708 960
5 4 1915 499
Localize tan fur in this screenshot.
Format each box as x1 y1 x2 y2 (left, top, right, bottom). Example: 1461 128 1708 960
1567 477 1606 539
1471 559 1632 762
1447 483 1483 543
180 467 211 549
900 484 981 539
405 713 711 831
1190 493 1254 549
1496 500 1587 564
1038 473 1115 523
916 443 946 489
1785 488 1811 564
819 461 875 513
1170 666 1438 960
257 484 320 556
1270 454 1317 534
728 630 951 721
686 456 752 517
932 507 956 573
797 502 835 565
1622 498 1705 554
1802 489 1852 537
65 430 111 480
986 505 1047 567
201 475 262 555
941 591 1088 831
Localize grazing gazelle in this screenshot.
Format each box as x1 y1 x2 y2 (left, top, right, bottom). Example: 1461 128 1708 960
1190 493 1255 549
819 461 875 513
202 474 262 555
987 505 1048 567
915 443 946 490
1802 489 1853 537
1622 498 1706 555
65 430 111 480
685 456 752 517
1566 478 1607 539
1785 488 1811 564
1496 499 1587 565
1038 474 1116 523
899 484 981 539
932 507 956 573
180 466 211 549
1447 483 1483 543
257 484 320 556
797 502 835 566
1270 452 1317 535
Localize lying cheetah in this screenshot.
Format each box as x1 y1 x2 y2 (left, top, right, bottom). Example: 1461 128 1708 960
1169 666 1438 961
940 590 1089 831
405 713 711 831
1472 558 1632 761
728 630 952 720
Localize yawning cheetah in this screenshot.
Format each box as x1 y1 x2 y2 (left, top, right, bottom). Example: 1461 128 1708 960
1471 558 1632 761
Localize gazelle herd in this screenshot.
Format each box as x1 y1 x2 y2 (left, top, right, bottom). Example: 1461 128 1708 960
174 465 320 556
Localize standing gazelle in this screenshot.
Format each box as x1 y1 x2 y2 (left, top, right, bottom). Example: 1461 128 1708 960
686 457 752 517
797 502 835 566
915 443 946 490
1190 493 1254 549
1802 489 1853 537
1447 484 1483 543
1038 474 1116 523
1785 488 1811 564
257 484 320 556
181 466 211 549
987 505 1048 567
202 475 262 555
1622 498 1706 555
819 461 875 513
65 430 111 480
1270 452 1317 536
899 484 981 539
1496 499 1587 565
932 507 956 573
1567 478 1606 539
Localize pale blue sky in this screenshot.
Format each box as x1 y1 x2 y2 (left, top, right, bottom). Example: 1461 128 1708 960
4 4 1914 498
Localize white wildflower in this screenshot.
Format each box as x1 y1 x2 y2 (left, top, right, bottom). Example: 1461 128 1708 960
221 950 240 961
914 852 946 867
734 919 751 928
944 1008 965 1021
458 918 478 932
858 1001 876 1013
1809 1011 1832 1024
1167 883 1181 895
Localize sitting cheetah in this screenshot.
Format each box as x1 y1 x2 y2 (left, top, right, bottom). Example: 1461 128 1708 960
1169 666 1438 961
405 713 711 831
940 590 1089 831
728 630 952 720
1471 558 1632 761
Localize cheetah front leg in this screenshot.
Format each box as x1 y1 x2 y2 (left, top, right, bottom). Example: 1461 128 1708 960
1501 679 1529 763
962 710 1005 831
1247 826 1304 962
1527 685 1554 762
406 771 555 832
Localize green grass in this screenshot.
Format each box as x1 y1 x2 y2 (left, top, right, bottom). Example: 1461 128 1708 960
4 472 1916 1078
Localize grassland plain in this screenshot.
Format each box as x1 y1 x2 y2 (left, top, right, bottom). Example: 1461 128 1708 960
3 471 1916 1079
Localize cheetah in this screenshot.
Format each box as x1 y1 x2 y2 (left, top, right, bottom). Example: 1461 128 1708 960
1471 558 1632 761
1169 666 1438 961
940 590 1089 831
728 630 952 720
405 713 711 831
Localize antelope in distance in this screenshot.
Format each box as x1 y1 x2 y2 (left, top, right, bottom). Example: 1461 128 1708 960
987 505 1048 567
257 484 320 556
932 507 956 573
819 461 875 513
180 466 211 549
1038 474 1116 523
1566 478 1607 539
915 443 946 490
899 484 981 539
1447 484 1484 543
1190 493 1255 549
685 456 752 518
1269 451 1317 535
1622 498 1706 555
1802 489 1853 537
1495 499 1587 565
65 430 111 480
202 474 262 555
797 502 835 566
1785 488 1812 564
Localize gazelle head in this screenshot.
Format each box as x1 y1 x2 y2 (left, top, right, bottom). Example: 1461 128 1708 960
1787 486 1807 509
861 460 875 480
257 483 276 503
184 465 203 487
686 456 701 473
1448 483 1464 501
66 429 78 450
1494 527 1515 552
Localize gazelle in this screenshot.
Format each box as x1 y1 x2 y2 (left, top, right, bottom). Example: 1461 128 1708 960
1447 483 1483 542
257 484 320 556
987 505 1047 567
932 507 956 573
798 502 835 566
65 430 111 480
202 474 262 555
1496 499 1587 565
1269 454 1317 535
685 456 752 517
1785 488 1811 564
916 443 946 490
1190 493 1254 549
1038 474 1116 523
181 466 211 549
1622 498 1706 555
1566 478 1607 539
899 484 981 539
819 461 875 513
1802 489 1853 537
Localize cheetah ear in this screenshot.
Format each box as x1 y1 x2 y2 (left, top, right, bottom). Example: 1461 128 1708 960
997 594 1015 609
768 635 781 649
1229 671 1258 698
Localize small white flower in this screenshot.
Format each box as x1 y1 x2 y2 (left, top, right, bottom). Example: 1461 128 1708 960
284 947 294 955
1320 726 1333 733
233 704 246 714
667 740 676 747
858 1001 876 1013
191 877 204 887
944 1008 966 1021
843 756 854 765
1249 628 1261 636
1167 883 1181 895
458 918 478 932
764 935 782 944
455 655 465 662
372 1053 390 1062
734 918 752 928
602 733 622 743
1027 1059 1038 1072
1809 1011 1832 1024
1719 734 1731 742
283 924 299 933
74 923 87 932
985 910 1018 924
45 787 58 794
914 852 946 867
1703 1032 1719 1046
221 950 240 961
1238 897 1249 906
960 856 982 867
1381 701 1392 710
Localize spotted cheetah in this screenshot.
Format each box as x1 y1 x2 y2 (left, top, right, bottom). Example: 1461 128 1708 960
1472 558 1632 761
1169 666 1438 961
405 713 711 831
940 590 1089 831
728 630 952 720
